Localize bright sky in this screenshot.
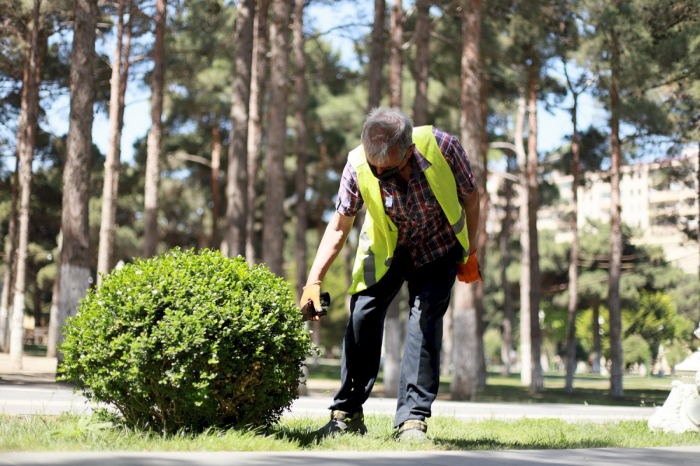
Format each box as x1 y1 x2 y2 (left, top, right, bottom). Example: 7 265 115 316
38 0 608 168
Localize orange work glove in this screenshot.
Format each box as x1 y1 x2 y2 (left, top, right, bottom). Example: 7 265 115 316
457 248 482 284
299 280 322 321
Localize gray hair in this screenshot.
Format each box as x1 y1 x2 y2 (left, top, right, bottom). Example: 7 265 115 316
361 107 413 164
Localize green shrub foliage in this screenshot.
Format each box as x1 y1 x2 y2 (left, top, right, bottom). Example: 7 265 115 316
59 248 313 433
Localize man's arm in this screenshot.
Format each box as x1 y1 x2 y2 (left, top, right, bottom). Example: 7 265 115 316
460 187 480 254
306 211 355 285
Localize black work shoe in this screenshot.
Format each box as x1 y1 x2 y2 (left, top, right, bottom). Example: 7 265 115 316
314 410 368 437
397 419 429 442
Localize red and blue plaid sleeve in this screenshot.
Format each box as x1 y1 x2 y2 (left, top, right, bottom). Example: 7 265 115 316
335 161 364 217
432 128 477 197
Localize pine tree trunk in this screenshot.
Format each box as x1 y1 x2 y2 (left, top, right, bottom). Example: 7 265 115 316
0 148 20 353
46 231 62 358
591 301 601 374
32 277 41 328
223 0 255 257
500 153 514 376
412 0 429 125
526 63 543 393
97 0 126 285
451 0 482 402
389 0 403 109
608 28 624 399
384 296 401 397
368 0 385 110
476 72 488 387
263 0 292 276
440 304 452 376
564 95 580 394
143 0 166 258
10 0 42 369
245 0 270 264
293 0 307 302
515 92 531 386
210 125 222 248
56 0 97 366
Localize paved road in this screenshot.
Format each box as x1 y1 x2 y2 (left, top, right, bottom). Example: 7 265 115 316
1 448 700 466
0 385 656 423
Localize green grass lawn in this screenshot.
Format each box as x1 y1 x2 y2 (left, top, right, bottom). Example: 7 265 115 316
307 361 673 407
1 414 698 452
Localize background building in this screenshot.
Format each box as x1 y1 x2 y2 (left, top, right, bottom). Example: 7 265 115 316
487 148 699 275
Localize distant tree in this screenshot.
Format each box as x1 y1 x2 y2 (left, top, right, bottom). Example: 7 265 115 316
262 0 292 276
46 230 61 357
368 0 385 110
580 0 666 398
499 151 515 375
143 0 166 258
451 0 481 401
388 0 403 109
412 0 430 125
293 0 308 301
245 0 270 263
10 0 42 369
0 162 18 352
222 0 255 257
56 0 98 365
97 0 134 284
562 64 593 394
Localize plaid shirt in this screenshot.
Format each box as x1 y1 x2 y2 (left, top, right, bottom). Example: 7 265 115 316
336 127 477 269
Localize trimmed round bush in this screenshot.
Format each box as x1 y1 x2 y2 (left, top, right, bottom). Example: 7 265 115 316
59 248 313 433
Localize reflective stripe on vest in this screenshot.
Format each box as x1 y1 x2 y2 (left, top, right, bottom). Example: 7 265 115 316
347 125 470 295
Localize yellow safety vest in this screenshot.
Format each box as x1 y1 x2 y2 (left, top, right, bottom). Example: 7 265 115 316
347 125 470 295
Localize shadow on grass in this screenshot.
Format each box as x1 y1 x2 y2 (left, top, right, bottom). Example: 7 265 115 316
269 426 322 448
432 436 613 451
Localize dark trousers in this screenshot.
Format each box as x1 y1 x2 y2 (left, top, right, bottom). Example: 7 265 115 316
330 247 458 428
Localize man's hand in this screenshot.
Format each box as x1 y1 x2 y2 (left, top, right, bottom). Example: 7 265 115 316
300 281 322 321
457 248 482 284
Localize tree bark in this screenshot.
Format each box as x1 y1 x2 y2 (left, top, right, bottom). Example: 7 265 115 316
440 304 452 376
500 152 514 376
412 0 429 125
245 0 270 264
526 63 543 393
32 276 41 328
262 0 292 276
608 27 624 399
210 124 222 248
223 0 255 257
476 71 488 387
10 0 42 369
97 0 127 285
564 92 580 394
384 295 401 397
591 301 601 374
293 0 307 301
368 0 385 110
46 231 62 358
388 0 403 109
56 0 97 366
143 0 167 258
515 91 531 387
451 0 482 402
